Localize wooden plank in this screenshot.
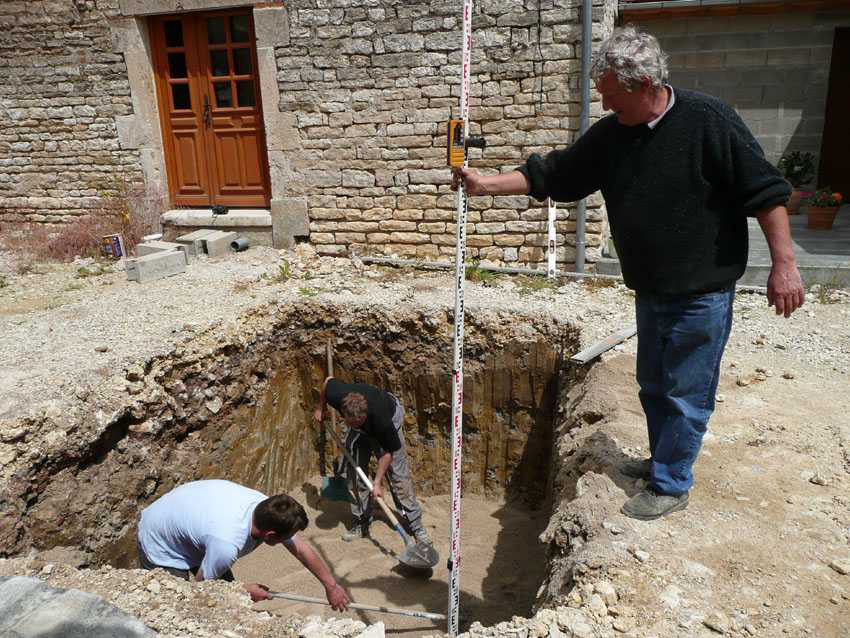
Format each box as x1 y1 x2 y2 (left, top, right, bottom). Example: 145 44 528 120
570 325 637 364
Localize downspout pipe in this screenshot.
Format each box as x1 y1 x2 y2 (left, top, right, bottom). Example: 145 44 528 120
575 0 592 273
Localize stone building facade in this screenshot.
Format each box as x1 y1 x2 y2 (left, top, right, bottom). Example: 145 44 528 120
0 0 618 271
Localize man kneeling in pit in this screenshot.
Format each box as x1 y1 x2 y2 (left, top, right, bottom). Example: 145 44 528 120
137 479 350 609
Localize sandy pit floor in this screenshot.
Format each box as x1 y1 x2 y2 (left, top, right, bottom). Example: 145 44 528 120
234 483 549 636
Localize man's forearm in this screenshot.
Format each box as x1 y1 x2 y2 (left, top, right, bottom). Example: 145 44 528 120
756 205 797 266
289 538 337 589
477 170 530 196
374 451 392 486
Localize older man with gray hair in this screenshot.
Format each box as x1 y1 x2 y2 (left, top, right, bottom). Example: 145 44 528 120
454 25 804 521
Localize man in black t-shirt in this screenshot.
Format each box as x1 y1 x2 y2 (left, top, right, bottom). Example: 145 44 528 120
315 377 432 546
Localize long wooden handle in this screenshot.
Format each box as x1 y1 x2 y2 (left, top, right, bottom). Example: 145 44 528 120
268 591 447 621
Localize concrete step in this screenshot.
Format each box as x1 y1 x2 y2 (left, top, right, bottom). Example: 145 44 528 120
126 250 187 284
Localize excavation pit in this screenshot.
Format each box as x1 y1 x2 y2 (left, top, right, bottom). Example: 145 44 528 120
8 301 581 634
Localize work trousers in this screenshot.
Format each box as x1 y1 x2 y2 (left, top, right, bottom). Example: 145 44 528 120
137 542 234 582
345 395 424 534
635 285 735 496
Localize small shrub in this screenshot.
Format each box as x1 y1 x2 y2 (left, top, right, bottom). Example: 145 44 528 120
0 275 7 288
581 276 618 292
298 286 318 297
465 260 497 284
777 151 815 188
516 275 558 295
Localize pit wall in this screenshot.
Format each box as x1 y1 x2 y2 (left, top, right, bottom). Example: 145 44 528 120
0 301 579 569
0 0 620 272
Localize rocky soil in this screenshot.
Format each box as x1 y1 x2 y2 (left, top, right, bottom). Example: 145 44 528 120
1 245 849 638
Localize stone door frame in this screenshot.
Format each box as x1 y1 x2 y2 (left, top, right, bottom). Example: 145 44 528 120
108 0 307 246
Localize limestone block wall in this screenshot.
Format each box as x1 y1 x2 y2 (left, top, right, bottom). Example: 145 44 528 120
275 0 618 268
0 0 146 225
636 10 850 167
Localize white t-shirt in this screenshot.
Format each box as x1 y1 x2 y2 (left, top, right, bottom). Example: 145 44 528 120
138 480 293 579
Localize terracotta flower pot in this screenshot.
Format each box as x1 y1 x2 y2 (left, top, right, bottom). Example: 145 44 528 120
787 190 804 214
806 205 839 230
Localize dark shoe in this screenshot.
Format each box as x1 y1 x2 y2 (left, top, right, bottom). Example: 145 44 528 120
621 457 651 479
342 523 370 542
621 489 689 521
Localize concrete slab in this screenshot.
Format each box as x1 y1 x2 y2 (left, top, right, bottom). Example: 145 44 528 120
203 231 239 258
136 239 190 263
126 250 187 283
175 229 217 257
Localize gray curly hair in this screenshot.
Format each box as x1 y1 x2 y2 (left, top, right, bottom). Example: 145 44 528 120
590 25 669 90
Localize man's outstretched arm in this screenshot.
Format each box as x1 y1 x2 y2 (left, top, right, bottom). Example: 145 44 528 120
451 168 530 197
284 537 350 611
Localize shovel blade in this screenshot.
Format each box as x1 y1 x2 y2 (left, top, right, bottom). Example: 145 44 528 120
397 541 439 570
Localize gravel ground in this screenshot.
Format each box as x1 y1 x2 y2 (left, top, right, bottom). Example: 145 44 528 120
0 245 848 422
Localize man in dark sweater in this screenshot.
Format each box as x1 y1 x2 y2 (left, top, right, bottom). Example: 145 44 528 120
315 377 433 547
453 26 804 520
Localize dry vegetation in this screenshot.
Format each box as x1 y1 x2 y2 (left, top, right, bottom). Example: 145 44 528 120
0 175 161 273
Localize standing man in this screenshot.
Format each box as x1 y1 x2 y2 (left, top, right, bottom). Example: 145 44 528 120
453 26 804 521
314 376 433 550
137 479 350 609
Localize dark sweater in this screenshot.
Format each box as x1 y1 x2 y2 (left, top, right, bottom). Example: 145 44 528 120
517 89 790 295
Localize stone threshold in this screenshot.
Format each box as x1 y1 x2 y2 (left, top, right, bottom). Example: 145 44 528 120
161 209 271 228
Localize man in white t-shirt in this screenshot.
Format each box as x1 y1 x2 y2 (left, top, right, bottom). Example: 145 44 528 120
137 480 349 609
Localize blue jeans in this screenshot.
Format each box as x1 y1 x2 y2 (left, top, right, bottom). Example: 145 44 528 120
635 286 734 495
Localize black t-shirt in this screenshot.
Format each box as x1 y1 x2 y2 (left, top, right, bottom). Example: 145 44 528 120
325 378 402 453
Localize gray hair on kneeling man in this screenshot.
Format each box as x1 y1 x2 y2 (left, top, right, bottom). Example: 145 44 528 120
590 24 669 90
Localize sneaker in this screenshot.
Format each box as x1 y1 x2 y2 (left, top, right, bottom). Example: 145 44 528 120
341 524 370 542
621 488 689 521
620 457 651 479
413 527 432 546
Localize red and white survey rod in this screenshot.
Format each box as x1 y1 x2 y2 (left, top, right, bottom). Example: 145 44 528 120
448 0 473 635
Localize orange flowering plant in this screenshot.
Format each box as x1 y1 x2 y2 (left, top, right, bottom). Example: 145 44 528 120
803 188 843 208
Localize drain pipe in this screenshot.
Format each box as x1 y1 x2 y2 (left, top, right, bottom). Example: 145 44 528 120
361 256 622 281
358 255 769 294
575 0 592 273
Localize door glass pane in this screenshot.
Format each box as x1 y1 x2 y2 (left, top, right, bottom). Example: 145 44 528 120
214 82 233 108
164 20 183 47
168 52 187 78
230 15 249 43
233 48 251 75
210 50 229 77
172 83 191 110
236 80 255 107
207 17 226 44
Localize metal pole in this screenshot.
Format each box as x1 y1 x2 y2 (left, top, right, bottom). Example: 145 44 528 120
575 0 592 273
448 1 473 634
547 198 557 279
269 592 447 621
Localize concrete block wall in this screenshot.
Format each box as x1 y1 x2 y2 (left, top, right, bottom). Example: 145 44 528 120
636 10 850 169
0 0 145 225
275 0 619 269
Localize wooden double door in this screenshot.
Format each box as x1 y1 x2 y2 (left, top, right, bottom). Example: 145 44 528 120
151 10 271 208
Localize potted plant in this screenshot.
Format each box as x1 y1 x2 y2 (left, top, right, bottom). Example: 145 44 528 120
803 188 843 230
777 151 815 214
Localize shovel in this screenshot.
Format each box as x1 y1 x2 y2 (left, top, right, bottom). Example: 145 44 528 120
327 420 438 571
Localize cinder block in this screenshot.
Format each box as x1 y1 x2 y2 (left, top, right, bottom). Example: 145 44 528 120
203 231 239 258
136 240 191 263
126 250 187 283
175 229 217 257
